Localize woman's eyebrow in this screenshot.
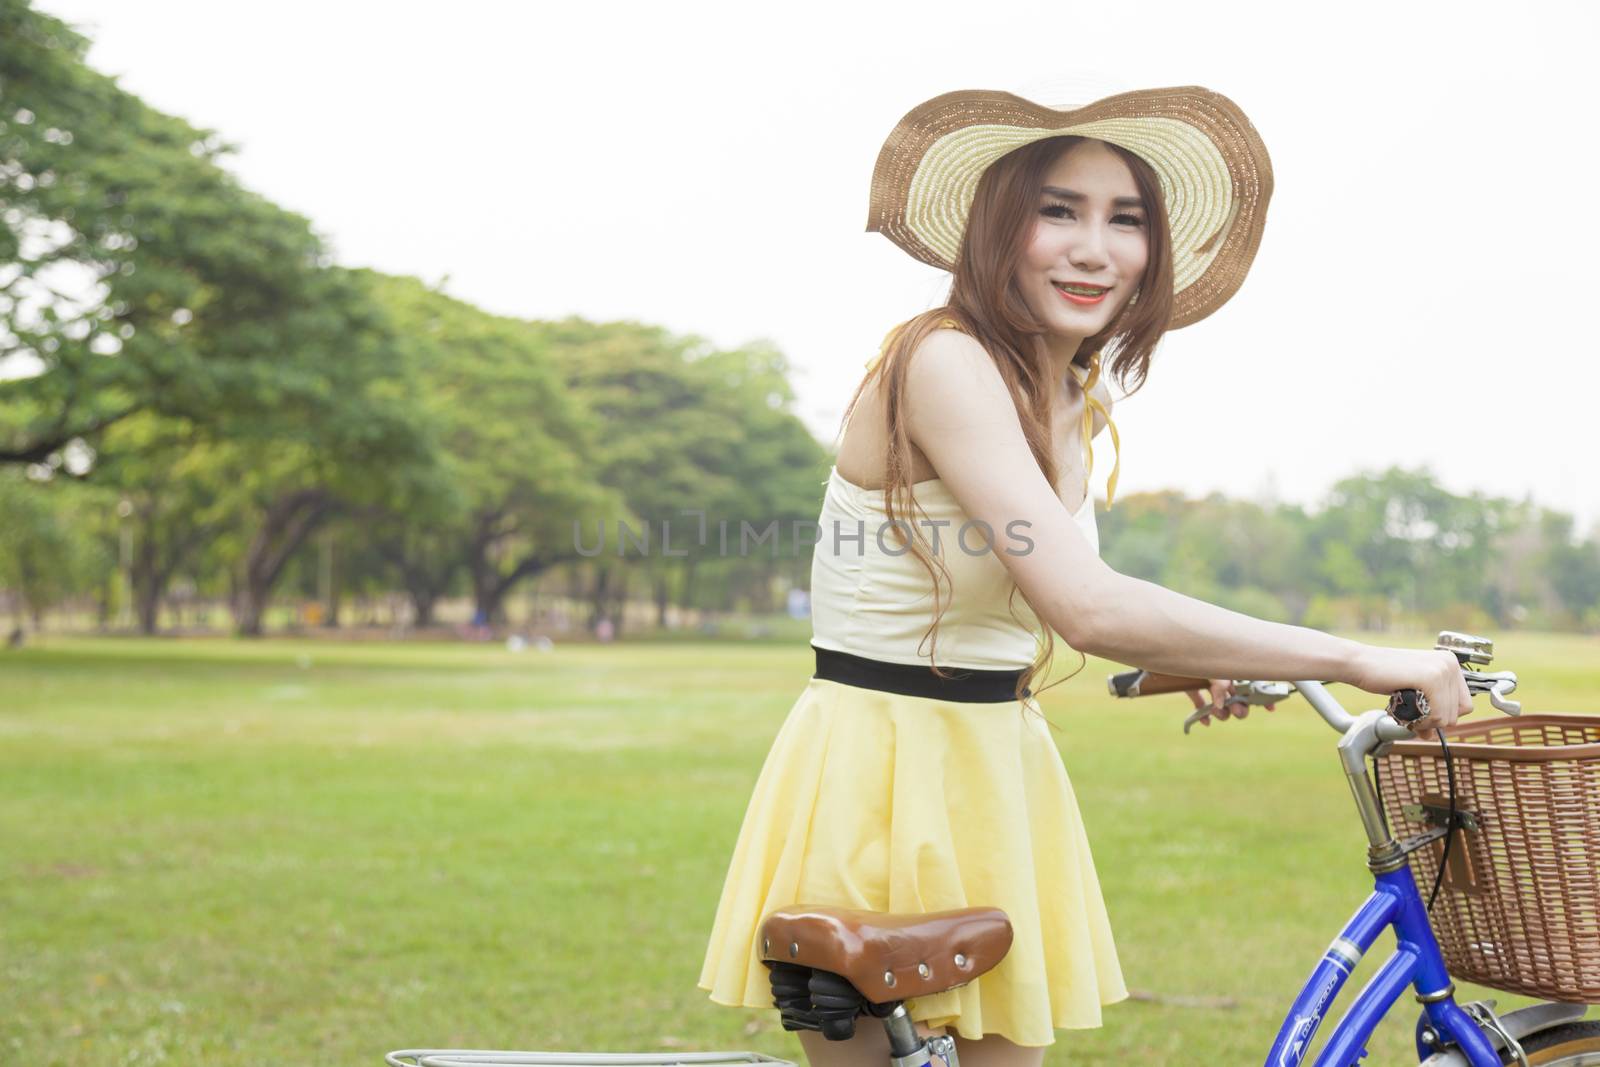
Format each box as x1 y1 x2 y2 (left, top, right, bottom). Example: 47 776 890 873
1041 185 1145 209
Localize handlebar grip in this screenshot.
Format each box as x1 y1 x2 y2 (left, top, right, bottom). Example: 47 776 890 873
1387 688 1428 723
1108 669 1212 698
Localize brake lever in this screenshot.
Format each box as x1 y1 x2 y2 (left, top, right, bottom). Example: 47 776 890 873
1466 669 1521 716
1182 680 1296 734
1183 700 1231 734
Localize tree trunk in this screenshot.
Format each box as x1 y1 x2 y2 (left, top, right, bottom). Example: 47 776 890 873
410 587 438 628
464 516 560 629
128 505 220 636
466 512 508 628
610 568 628 637
678 556 698 613
375 532 457 633
473 565 555 629
321 535 341 628
235 582 265 637
237 489 334 638
470 567 504 628
134 579 162 635
588 565 611 631
95 580 113 630
130 526 164 635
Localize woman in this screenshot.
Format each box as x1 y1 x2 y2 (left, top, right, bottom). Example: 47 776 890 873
697 86 1471 1067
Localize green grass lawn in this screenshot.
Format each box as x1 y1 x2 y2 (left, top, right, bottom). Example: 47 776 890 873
2 632 1596 1065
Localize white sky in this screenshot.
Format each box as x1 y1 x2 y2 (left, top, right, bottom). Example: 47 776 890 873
34 0 1600 531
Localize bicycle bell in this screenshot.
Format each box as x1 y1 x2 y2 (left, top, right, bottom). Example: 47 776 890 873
1436 631 1494 667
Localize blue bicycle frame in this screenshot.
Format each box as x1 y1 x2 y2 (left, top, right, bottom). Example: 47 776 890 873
1265 863 1499 1066
1260 682 1504 1067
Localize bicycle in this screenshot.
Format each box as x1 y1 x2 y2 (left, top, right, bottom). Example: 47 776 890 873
388 631 1600 1067
1105 630 1600 1065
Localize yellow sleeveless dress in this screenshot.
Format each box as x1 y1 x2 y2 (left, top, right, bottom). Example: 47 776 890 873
695 318 1128 1047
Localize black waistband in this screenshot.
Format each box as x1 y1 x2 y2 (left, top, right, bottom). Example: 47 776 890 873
811 643 1029 703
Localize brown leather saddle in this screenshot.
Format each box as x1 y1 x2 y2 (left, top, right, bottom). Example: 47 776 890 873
758 905 1013 1042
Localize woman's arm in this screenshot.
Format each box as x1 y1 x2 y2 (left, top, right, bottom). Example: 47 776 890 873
901 330 1470 729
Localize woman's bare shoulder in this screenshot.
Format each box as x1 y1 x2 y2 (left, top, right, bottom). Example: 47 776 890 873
898 328 1037 498
902 326 1009 416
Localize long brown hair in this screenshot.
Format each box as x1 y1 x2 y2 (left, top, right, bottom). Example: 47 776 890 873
837 135 1176 711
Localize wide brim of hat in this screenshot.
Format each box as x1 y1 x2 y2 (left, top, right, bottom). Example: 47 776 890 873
865 86 1273 330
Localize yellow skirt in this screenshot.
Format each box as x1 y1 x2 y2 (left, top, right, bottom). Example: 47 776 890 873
695 675 1127 1048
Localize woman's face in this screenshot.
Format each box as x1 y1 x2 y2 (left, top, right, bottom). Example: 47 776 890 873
1018 139 1150 346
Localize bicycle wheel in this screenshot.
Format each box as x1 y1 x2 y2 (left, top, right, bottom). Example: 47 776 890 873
1503 1020 1600 1065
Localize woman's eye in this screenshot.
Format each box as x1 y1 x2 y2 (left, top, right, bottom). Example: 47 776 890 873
1040 204 1144 227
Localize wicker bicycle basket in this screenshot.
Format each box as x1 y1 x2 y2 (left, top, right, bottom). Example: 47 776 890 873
1374 713 1600 1002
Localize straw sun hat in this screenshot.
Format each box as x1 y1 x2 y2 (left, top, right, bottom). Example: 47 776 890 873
865 82 1274 329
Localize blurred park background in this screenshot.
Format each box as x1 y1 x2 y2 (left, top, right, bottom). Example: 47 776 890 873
3 1 1600 643
4 0 1600 1064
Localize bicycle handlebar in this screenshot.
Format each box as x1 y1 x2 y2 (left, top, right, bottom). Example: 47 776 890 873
1105 630 1521 744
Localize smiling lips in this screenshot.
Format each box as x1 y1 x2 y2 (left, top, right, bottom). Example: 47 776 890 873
1053 281 1110 305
